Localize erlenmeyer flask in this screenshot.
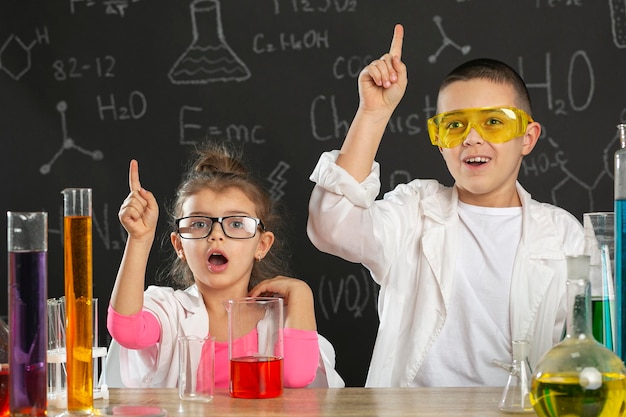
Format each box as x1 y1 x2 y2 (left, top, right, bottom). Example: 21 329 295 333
530 255 626 417
499 340 534 414
169 0 251 84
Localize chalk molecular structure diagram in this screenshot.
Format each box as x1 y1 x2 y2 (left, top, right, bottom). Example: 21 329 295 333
40 101 104 175
428 15 471 64
0 28 49 80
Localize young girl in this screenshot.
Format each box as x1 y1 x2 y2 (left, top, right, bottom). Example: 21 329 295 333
104 143 343 388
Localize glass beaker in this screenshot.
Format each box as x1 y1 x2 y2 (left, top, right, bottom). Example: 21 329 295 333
530 255 626 417
62 188 93 415
7 211 48 417
499 340 534 414
224 297 283 399
584 212 616 350
177 335 215 402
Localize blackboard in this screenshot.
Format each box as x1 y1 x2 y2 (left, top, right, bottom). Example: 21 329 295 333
1 0 624 386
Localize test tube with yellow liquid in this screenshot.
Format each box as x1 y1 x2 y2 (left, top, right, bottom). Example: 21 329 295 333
62 188 93 416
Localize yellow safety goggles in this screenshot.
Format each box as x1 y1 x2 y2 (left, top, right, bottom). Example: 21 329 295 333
427 106 534 148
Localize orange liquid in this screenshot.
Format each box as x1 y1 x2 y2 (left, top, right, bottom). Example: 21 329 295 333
229 356 283 399
64 216 93 414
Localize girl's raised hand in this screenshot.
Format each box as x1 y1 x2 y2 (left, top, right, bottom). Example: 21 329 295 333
118 159 159 240
249 276 316 330
358 24 407 114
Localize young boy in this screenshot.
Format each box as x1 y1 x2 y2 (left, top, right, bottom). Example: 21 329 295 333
306 24 585 387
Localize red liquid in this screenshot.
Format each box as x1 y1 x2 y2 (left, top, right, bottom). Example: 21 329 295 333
0 369 8 417
229 356 283 399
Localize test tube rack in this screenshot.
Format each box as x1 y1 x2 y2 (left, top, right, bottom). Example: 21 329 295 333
47 346 109 409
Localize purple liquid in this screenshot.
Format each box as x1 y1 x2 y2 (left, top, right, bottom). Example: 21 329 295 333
8 251 47 416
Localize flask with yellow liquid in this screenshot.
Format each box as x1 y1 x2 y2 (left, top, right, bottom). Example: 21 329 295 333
530 255 626 416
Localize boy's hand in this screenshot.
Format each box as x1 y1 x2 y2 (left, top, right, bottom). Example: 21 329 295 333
358 24 407 113
118 159 159 240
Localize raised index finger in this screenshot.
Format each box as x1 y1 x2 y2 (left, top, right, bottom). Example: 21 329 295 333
389 24 404 60
128 159 142 192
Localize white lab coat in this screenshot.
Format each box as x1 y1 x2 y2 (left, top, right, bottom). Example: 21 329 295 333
306 151 585 387
103 285 344 388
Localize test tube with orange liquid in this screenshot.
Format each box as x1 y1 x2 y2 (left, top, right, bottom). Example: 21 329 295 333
62 189 93 416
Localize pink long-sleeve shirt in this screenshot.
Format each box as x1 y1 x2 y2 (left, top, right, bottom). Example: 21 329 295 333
108 304 319 388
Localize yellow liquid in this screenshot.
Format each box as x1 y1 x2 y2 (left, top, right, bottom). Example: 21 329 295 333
64 216 93 414
530 372 626 417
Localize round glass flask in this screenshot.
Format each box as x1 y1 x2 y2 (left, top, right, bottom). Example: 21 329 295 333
530 255 626 417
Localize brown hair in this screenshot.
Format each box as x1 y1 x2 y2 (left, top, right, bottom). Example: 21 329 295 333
438 58 533 116
163 141 290 289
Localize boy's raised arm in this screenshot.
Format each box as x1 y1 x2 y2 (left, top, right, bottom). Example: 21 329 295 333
336 24 408 182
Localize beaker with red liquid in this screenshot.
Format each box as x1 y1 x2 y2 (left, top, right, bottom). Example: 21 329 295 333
225 297 283 399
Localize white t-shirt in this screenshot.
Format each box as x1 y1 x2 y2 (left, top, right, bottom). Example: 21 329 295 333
412 202 522 386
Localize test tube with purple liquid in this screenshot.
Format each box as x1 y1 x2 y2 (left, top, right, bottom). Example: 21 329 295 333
7 211 48 417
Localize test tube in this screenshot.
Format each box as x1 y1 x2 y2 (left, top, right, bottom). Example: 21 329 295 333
62 189 94 415
615 124 626 359
7 211 48 416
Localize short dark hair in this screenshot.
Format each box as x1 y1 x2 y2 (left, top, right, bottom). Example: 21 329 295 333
438 58 533 116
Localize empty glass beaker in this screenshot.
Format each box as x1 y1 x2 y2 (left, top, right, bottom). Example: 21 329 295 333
225 297 283 399
177 335 215 402
530 255 626 417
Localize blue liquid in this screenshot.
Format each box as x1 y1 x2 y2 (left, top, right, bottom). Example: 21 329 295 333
615 199 626 359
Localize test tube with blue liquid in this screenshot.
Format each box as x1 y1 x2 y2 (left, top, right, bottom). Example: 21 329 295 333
614 123 626 359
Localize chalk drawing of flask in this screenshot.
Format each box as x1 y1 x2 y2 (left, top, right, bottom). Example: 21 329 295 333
169 0 251 84
609 0 626 48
